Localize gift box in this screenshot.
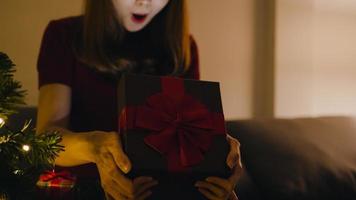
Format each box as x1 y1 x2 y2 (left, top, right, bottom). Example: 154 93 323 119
118 73 231 199
36 170 77 200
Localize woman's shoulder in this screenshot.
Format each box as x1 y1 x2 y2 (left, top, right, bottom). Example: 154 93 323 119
44 16 83 40
48 16 83 29
40 16 84 51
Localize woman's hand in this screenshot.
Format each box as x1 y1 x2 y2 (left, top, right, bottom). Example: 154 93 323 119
132 176 158 200
195 134 242 200
106 176 158 200
86 131 157 200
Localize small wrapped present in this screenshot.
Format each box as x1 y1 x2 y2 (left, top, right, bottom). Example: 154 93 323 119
118 73 231 199
37 170 76 188
36 170 76 199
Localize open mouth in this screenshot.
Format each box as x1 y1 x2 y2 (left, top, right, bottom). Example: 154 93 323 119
132 14 148 23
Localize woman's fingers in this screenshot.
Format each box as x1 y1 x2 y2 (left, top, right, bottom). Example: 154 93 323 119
229 161 243 184
104 153 133 192
195 175 240 200
97 151 134 198
102 181 128 200
135 190 153 200
230 191 239 200
197 187 220 200
105 193 114 200
194 134 242 200
206 177 234 192
133 176 153 186
195 180 227 199
226 134 242 169
133 176 158 197
107 132 132 174
88 131 135 199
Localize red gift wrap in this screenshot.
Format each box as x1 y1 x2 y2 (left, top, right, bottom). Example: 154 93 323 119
117 74 231 200
119 76 226 172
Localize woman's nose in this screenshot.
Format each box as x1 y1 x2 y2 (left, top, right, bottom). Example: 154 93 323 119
135 0 151 8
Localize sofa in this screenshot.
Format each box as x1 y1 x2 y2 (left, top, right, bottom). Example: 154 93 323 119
8 107 356 200
228 117 356 200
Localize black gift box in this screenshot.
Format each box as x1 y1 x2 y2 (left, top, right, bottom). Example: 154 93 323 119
118 73 230 200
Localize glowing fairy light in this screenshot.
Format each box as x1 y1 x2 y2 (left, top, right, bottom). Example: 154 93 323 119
22 144 30 152
0 117 5 128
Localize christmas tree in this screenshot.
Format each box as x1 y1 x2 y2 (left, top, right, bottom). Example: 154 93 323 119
0 52 63 199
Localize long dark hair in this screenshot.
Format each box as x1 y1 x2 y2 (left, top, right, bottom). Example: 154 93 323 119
75 0 191 75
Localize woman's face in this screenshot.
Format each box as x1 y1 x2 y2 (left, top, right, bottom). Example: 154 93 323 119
112 0 170 32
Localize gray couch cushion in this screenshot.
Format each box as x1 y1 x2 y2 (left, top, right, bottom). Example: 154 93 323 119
227 117 356 200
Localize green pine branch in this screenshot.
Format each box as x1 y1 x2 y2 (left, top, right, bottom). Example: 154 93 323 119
1 124 63 173
0 52 26 118
0 52 64 196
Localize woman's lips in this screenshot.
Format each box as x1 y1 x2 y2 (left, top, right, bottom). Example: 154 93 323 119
132 14 148 24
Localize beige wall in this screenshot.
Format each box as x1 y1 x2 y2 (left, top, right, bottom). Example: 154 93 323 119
275 0 356 117
312 0 356 116
275 0 315 117
0 0 256 119
189 0 255 119
0 0 83 106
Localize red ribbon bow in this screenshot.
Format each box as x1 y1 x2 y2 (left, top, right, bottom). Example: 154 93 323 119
39 170 76 182
120 77 225 172
37 170 76 189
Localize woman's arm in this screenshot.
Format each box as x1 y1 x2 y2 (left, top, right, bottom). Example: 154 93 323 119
36 84 92 166
36 84 157 200
36 84 137 199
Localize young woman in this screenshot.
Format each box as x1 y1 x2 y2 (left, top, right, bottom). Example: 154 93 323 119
36 0 242 199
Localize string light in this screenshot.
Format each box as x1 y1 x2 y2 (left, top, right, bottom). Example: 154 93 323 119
22 144 30 152
0 118 9 144
0 117 5 128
